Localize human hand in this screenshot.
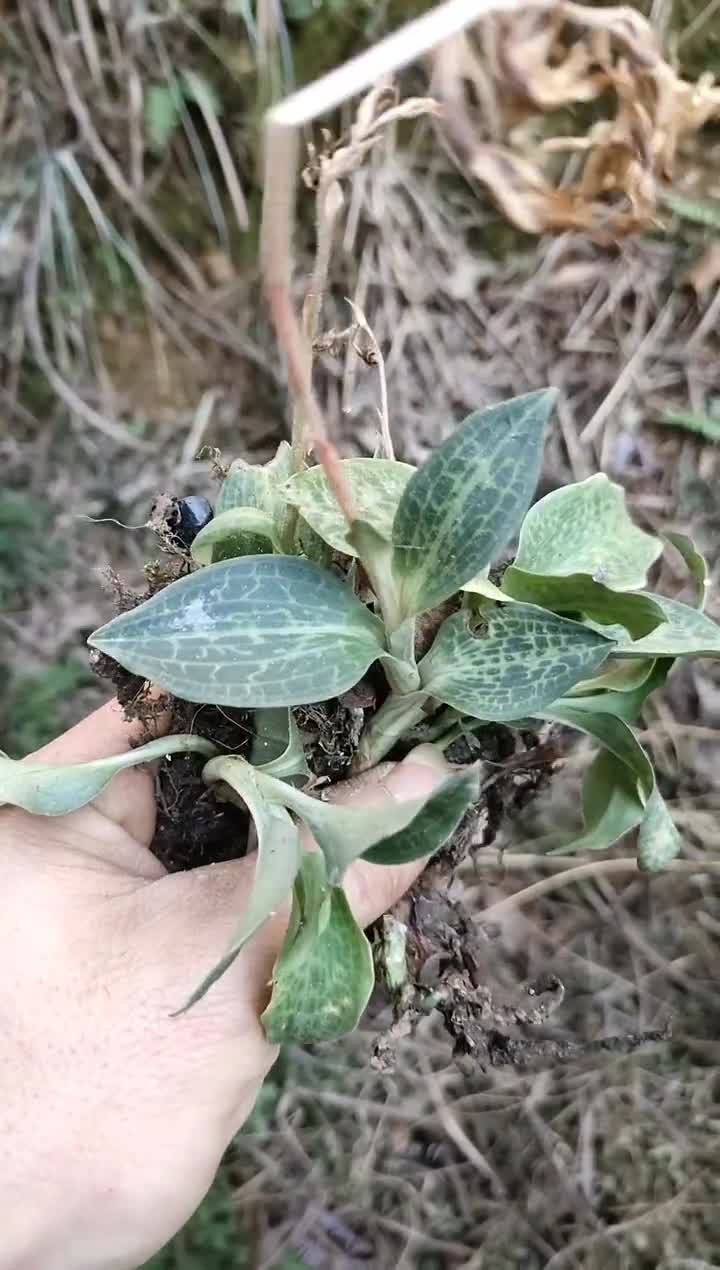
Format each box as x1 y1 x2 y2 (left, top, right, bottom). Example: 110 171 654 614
1 700 448 1270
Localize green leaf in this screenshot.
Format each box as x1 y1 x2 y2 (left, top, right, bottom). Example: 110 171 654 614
179 759 301 1010
660 189 720 229
391 390 556 616
362 766 479 865
613 594 720 658
663 531 708 610
540 703 681 870
251 709 309 780
216 443 292 515
637 788 682 871
261 854 375 1045
463 572 512 602
0 734 215 816
214 444 292 559
549 749 645 854
191 508 281 564
513 474 662 590
250 707 291 766
257 765 478 882
542 702 654 799
283 458 415 556
88 556 386 708
570 658 658 696
657 408 720 442
560 659 671 722
418 605 613 722
502 567 666 638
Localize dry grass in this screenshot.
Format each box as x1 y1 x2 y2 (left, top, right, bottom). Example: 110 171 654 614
3 3 720 1267
229 859 720 1266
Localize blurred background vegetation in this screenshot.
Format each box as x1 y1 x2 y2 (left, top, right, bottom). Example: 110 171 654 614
3 1 720 1266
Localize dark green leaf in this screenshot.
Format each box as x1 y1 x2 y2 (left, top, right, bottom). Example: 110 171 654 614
0 734 215 816
548 750 645 854
541 703 681 870
88 556 386 708
419 605 613 721
613 594 720 657
513 473 661 590
261 854 374 1045
541 702 654 799
250 707 295 765
502 567 666 638
257 764 478 882
283 459 415 555
391 390 556 616
178 758 301 1010
362 767 479 865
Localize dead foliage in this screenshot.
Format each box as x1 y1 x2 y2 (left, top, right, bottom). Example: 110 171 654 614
432 1 720 238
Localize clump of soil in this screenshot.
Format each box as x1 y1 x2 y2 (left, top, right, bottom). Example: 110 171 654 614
92 531 256 873
92 642 254 872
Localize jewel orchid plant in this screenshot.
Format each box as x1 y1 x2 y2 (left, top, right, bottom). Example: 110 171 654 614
3 389 719 1044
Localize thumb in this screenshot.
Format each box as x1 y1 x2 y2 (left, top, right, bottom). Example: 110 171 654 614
337 743 453 927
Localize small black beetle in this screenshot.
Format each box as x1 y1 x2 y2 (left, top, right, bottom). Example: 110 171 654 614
171 495 214 547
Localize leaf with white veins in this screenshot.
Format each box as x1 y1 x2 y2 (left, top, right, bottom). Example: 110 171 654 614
88 556 386 708
613 594 720 658
261 853 374 1045
216 442 293 515
419 605 613 721
513 473 662 589
283 459 415 556
392 390 556 616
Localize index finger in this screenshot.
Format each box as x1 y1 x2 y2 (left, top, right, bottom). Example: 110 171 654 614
29 697 167 765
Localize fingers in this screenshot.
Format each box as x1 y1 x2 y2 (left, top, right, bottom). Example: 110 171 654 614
158 744 452 1016
28 698 168 847
29 698 165 765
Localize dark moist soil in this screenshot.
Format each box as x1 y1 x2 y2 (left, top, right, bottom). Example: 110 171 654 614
92 645 253 872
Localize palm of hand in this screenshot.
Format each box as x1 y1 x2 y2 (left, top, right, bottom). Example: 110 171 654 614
1 701 443 1270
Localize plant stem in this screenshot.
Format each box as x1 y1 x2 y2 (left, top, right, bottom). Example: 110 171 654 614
347 299 393 459
354 690 432 771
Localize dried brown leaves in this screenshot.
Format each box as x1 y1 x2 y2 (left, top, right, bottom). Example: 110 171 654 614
434 1 720 239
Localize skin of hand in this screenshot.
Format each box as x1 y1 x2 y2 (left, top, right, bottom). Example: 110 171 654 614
0 700 450 1270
